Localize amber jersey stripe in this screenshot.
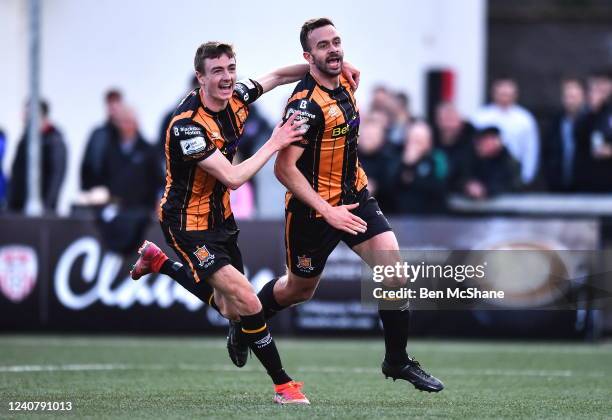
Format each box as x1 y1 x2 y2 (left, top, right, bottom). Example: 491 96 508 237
160 80 262 231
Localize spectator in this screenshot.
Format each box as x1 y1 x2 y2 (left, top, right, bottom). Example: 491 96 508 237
387 92 413 146
81 89 123 190
0 129 6 209
433 102 474 191
357 110 396 211
93 105 164 255
369 86 413 146
8 100 66 213
390 121 448 214
370 85 393 114
542 78 587 191
574 69 612 192
471 78 540 185
461 126 521 200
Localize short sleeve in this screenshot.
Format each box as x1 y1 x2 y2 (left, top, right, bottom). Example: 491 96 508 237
170 122 216 163
234 78 263 105
282 98 322 148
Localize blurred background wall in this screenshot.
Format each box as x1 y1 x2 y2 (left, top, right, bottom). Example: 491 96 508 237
0 0 486 214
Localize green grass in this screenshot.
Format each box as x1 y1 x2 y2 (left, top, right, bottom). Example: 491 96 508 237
0 336 611 419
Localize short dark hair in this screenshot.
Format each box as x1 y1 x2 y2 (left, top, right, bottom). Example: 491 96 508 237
105 89 122 104
194 42 235 74
40 100 49 117
300 18 335 52
25 99 49 117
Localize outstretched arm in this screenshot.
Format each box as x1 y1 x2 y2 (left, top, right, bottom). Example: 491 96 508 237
199 113 304 190
255 61 361 94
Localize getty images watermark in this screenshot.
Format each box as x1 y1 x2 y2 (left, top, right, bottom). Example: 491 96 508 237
360 250 612 310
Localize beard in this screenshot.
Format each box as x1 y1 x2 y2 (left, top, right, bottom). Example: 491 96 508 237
313 53 343 77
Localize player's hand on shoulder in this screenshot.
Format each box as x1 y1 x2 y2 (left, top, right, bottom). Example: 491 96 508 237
270 111 306 151
321 203 367 235
342 61 360 91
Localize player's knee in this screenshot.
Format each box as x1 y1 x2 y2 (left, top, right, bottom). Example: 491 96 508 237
217 301 240 320
290 284 316 304
231 286 261 314
222 308 240 321
382 278 405 288
388 276 407 288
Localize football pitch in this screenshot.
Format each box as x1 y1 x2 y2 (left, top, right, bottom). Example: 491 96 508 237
1 336 611 419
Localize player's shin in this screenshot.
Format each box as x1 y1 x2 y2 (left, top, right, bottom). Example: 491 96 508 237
378 307 411 365
239 310 291 385
257 277 289 320
159 259 222 314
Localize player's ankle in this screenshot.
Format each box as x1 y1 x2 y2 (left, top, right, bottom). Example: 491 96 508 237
384 352 409 365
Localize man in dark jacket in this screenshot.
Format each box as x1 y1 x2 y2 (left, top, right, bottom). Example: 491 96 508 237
81 89 122 190
542 78 587 192
9 100 66 213
432 102 474 192
573 70 612 192
461 126 521 199
94 104 164 255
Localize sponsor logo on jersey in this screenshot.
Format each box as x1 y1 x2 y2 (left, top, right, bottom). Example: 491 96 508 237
331 123 350 138
285 107 316 121
0 245 38 303
178 125 203 136
180 136 207 155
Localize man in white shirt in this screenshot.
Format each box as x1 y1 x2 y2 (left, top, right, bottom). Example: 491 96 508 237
471 78 540 185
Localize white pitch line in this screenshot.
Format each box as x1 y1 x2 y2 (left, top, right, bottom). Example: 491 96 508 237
1 338 611 355
0 364 133 373
0 364 606 378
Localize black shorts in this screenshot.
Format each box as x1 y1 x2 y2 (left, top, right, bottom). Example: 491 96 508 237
160 215 244 301
285 189 392 278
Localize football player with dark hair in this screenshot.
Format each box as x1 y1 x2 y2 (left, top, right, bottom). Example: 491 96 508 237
247 18 444 393
131 40 360 405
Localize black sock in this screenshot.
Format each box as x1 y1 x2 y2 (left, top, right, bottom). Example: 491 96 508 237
159 259 220 313
257 277 288 320
240 310 291 385
378 309 410 365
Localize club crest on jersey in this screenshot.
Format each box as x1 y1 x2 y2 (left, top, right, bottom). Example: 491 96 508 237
297 255 314 271
194 245 215 267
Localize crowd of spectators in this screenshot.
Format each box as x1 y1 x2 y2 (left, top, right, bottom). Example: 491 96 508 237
0 68 610 221
357 69 612 215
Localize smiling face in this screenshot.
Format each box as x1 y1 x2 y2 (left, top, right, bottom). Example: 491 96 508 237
303 24 344 77
196 53 236 104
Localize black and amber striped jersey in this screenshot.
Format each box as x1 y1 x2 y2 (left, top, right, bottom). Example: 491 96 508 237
283 72 367 216
159 79 263 231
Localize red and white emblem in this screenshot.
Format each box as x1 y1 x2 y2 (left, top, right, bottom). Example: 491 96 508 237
0 245 38 303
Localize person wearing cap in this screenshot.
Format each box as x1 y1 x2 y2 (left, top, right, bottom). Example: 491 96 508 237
460 126 522 200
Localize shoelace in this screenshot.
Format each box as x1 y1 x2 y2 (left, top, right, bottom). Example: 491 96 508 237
407 357 429 377
279 381 304 397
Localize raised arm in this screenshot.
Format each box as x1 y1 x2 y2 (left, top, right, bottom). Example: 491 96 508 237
199 112 304 190
255 61 361 94
256 64 309 94
274 146 366 235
